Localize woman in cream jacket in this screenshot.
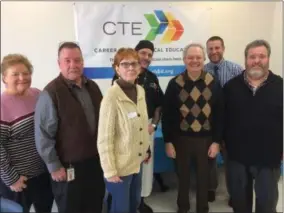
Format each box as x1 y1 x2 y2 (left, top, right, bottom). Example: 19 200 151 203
97 47 150 213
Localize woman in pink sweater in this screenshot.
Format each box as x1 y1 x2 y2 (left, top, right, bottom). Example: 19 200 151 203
0 54 53 212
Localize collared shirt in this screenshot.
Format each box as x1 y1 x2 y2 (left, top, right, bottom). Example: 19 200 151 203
34 76 95 172
63 77 95 133
183 69 207 82
204 59 243 87
244 72 268 96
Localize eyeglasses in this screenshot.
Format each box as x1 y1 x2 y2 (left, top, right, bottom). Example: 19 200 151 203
119 62 139 69
10 72 32 77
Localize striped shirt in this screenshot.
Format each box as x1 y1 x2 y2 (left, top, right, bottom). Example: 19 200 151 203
204 59 244 87
0 88 46 186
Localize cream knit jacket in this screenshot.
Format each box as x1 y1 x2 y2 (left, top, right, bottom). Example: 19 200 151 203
97 82 149 179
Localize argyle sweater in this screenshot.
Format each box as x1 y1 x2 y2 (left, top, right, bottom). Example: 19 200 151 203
162 71 224 143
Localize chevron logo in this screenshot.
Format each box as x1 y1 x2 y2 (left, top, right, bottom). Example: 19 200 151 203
144 10 184 44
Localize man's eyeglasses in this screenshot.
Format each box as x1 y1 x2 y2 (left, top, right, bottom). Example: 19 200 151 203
119 62 139 69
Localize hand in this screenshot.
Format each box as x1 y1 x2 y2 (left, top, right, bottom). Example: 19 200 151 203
144 152 151 164
10 176 27 192
148 124 155 135
165 143 176 159
51 167 66 182
107 175 123 183
208 142 220 158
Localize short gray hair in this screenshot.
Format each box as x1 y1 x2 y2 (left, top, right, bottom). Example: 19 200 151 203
244 39 271 58
183 43 206 60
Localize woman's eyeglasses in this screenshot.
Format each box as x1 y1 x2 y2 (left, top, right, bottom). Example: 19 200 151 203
119 62 139 69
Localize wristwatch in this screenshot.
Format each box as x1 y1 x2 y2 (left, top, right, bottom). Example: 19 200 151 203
151 123 157 131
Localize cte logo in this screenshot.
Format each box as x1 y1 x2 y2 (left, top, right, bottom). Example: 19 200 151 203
144 10 184 44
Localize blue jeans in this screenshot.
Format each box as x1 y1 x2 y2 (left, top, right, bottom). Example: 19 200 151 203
105 170 142 213
0 197 23 212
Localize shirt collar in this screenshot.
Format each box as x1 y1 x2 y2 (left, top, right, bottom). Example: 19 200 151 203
243 70 271 88
182 69 207 82
61 74 88 89
209 58 225 69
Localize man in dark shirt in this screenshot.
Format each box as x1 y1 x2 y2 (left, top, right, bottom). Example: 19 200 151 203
162 43 224 213
224 40 282 213
111 40 166 213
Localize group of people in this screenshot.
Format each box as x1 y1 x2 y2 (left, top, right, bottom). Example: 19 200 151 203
0 36 282 213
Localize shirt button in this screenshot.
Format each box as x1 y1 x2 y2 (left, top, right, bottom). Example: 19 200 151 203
140 128 143 131
139 153 142 156
138 113 140 117
140 142 143 145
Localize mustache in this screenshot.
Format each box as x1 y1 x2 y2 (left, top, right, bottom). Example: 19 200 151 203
252 64 264 68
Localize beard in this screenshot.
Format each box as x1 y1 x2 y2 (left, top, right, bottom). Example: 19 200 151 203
246 64 267 80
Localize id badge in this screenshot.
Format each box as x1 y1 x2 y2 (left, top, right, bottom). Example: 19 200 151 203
127 112 138 119
67 166 75 182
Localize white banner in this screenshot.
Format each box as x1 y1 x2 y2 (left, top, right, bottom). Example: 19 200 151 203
74 2 210 91
73 2 212 190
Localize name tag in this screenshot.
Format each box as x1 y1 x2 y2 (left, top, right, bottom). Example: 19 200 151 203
67 167 75 182
127 112 138 119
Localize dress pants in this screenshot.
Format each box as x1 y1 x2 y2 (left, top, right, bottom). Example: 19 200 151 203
174 136 211 213
51 157 105 213
228 160 280 213
0 172 53 213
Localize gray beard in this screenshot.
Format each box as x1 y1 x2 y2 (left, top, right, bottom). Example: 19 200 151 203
247 69 266 80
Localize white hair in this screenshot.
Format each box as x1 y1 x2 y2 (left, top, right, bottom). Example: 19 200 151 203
182 43 206 60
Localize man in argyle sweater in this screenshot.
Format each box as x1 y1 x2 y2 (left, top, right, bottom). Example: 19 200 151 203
162 43 224 213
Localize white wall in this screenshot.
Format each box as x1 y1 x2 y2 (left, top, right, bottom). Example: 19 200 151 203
1 1 282 93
